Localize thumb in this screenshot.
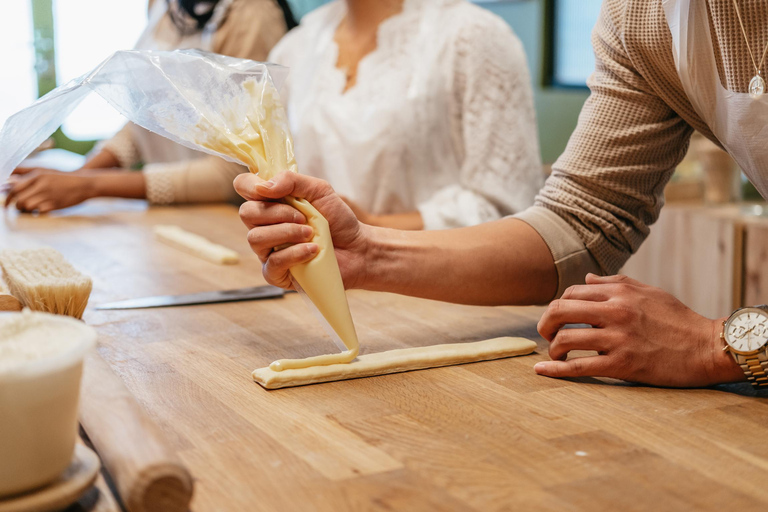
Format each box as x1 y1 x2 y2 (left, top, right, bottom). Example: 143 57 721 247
257 171 335 203
12 167 35 176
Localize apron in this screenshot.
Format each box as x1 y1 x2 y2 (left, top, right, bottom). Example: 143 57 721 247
125 1 229 165
663 0 768 197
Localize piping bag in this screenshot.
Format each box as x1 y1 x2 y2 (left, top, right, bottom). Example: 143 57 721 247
0 49 359 370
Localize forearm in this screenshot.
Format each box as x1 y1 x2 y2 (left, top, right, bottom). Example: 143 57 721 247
360 217 557 305
369 211 424 230
86 170 147 199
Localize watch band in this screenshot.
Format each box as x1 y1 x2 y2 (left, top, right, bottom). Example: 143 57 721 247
735 353 768 387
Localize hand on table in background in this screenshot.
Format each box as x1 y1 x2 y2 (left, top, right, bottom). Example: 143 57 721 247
534 273 745 387
341 196 424 230
234 171 372 290
4 168 97 213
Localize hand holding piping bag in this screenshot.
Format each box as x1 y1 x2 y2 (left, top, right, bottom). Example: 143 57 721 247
204 81 361 371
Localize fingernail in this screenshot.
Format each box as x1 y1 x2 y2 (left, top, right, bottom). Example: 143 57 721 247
259 179 275 189
301 226 313 239
307 243 319 255
534 362 548 373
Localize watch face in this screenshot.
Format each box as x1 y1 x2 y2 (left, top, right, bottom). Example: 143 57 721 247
725 308 768 354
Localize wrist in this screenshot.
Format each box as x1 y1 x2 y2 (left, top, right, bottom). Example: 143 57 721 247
708 316 747 384
80 175 100 200
355 224 403 291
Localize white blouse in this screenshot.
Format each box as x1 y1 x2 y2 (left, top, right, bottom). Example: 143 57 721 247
269 0 543 229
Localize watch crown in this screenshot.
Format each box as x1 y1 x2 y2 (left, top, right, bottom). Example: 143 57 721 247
720 332 725 339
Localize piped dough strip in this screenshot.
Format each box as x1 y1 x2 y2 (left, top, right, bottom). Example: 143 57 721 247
253 337 537 389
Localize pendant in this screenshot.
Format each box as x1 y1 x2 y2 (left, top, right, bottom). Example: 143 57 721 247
749 74 766 99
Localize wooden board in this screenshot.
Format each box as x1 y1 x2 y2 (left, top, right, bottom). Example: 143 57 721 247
621 204 743 318
3 200 768 512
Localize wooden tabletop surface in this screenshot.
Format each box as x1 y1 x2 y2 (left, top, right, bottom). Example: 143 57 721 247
3 201 768 512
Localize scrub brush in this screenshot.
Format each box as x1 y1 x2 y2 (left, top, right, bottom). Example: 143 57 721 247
0 248 93 319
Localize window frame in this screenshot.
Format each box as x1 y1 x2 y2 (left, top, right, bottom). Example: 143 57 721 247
543 0 595 91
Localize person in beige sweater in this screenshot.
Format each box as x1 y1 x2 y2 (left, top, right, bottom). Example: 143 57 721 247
6 0 292 212
235 0 768 388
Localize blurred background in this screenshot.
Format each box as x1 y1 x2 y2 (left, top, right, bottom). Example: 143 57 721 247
0 0 600 164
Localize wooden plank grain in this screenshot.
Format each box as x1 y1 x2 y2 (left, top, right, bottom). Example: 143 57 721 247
3 201 768 512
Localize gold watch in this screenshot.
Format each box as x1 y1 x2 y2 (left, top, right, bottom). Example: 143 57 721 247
721 305 768 388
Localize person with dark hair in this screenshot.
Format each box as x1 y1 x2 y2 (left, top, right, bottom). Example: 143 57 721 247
7 0 294 213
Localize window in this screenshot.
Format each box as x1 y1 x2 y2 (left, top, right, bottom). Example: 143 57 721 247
53 0 148 140
545 0 603 88
0 1 36 130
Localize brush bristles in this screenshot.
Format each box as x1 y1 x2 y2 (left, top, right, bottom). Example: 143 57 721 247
0 248 93 319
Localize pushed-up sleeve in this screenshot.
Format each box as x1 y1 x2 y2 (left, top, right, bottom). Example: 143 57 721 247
144 157 246 205
515 0 694 296
100 123 141 169
417 13 544 230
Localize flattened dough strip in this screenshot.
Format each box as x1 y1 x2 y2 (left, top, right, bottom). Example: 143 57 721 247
253 337 537 389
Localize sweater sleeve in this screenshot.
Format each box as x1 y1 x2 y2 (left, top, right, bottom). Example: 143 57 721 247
99 123 141 169
212 0 287 61
417 13 544 230
142 0 285 206
144 156 246 205
515 0 694 296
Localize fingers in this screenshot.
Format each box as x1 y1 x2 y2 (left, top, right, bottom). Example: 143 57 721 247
262 243 319 288
537 299 611 341
9 181 48 211
534 356 611 379
239 200 306 230
35 201 57 214
246 224 314 262
4 177 38 207
239 171 335 203
560 282 636 302
11 167 36 176
585 273 647 287
15 193 50 213
548 327 608 361
234 173 271 201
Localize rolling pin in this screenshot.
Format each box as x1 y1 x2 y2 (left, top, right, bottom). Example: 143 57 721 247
79 353 194 512
0 280 22 311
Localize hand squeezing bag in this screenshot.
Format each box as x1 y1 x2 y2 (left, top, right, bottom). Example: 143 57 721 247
0 49 359 370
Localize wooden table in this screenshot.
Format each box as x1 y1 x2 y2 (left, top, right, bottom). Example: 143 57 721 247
3 201 768 512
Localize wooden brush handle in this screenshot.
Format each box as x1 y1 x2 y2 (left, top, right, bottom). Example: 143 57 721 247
79 353 194 512
0 280 22 312
0 293 22 311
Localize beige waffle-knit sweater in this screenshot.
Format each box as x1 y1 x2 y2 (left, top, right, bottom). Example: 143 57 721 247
515 0 768 297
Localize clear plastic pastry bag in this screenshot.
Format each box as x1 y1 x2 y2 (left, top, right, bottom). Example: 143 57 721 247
0 49 354 355
0 49 288 181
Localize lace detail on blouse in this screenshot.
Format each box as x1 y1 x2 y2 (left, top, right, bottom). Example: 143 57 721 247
269 0 543 230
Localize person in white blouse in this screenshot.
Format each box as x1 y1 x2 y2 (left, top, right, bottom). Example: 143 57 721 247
7 0 543 230
270 0 544 229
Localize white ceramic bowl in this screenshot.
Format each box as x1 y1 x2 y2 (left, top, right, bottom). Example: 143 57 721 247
0 311 97 497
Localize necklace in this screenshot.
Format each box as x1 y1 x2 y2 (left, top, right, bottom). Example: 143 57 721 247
732 0 768 99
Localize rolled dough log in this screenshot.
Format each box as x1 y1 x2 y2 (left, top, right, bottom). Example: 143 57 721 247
154 225 239 265
253 337 537 389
